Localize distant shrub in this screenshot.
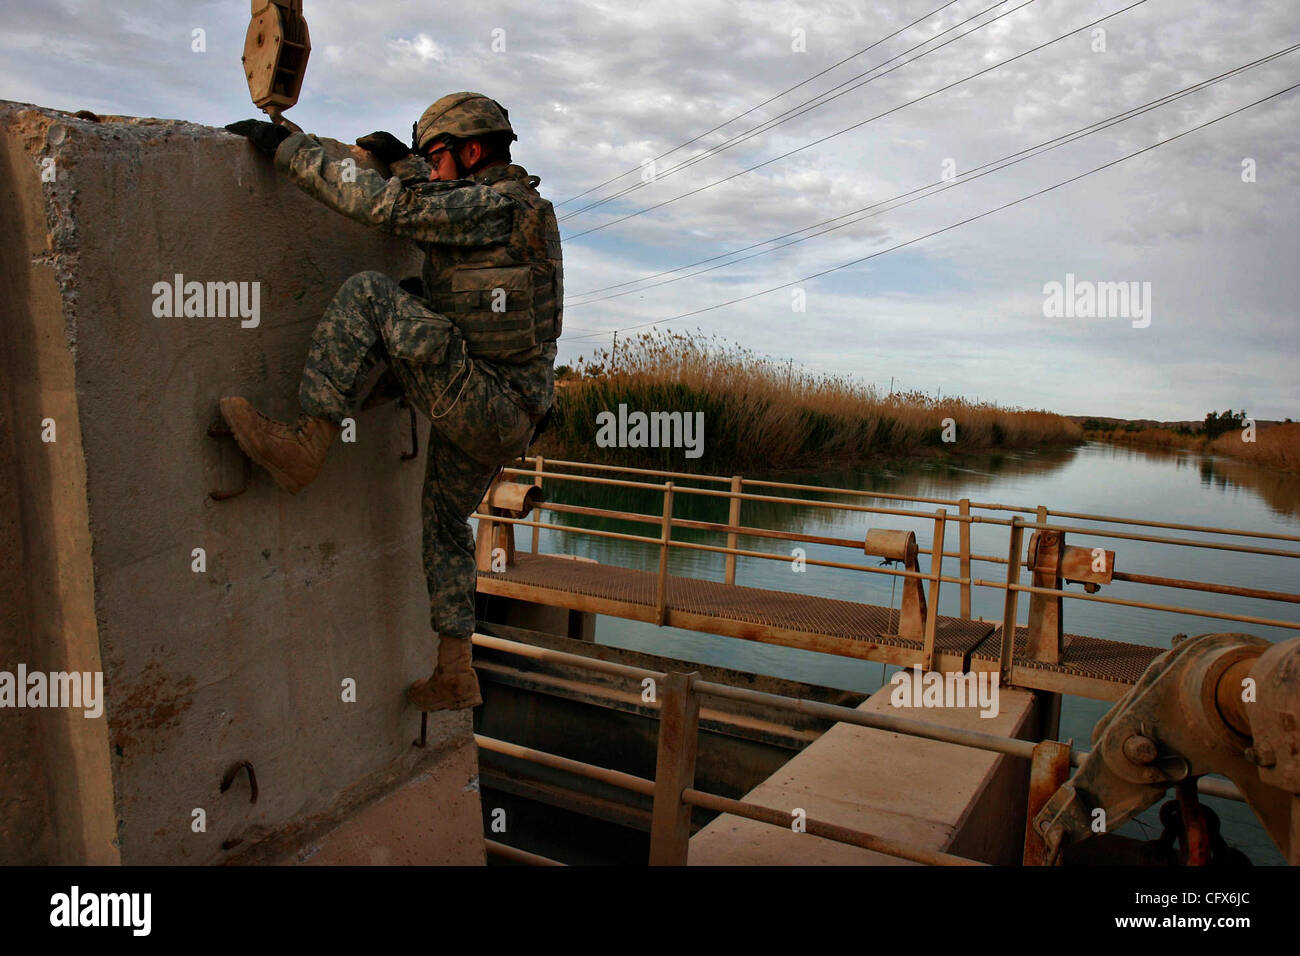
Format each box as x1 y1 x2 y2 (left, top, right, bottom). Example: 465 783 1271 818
1204 409 1248 441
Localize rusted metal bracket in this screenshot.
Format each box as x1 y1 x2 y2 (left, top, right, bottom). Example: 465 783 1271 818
1024 507 1063 664
1023 507 1116 665
207 421 251 501
474 477 546 573
220 759 259 804
1023 739 1072 865
865 529 925 640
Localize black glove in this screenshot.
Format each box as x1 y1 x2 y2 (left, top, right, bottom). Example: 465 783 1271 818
356 130 412 165
225 119 292 155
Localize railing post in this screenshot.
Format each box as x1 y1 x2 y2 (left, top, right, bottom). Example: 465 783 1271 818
1025 505 1064 665
922 509 947 672
958 498 971 619
531 455 544 553
656 482 674 625
999 516 1026 686
1026 508 1066 738
724 475 742 585
649 671 701 866
1023 739 1071 865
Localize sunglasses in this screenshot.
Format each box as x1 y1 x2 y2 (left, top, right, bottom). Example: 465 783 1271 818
421 139 457 161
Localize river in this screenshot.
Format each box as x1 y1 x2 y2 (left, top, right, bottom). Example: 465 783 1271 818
522 440 1300 865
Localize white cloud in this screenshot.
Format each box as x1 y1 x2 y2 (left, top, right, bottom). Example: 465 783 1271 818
0 0 1295 419
387 33 446 64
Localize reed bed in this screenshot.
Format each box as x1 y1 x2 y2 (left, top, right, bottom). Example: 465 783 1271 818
1209 422 1300 472
537 331 1082 473
1087 426 1191 449
1086 422 1300 473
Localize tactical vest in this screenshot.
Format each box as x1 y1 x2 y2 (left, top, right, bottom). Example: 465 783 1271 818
421 165 563 364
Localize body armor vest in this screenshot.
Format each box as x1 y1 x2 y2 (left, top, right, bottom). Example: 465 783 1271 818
421 165 563 364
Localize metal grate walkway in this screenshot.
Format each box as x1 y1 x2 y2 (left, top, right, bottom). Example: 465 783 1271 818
478 553 1160 701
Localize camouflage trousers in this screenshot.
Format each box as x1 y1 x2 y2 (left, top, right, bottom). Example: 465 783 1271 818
298 270 538 641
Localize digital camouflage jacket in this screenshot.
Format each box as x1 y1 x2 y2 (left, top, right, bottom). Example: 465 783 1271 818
274 132 560 411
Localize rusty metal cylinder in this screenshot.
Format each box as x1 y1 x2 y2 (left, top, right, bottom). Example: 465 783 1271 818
864 529 917 564
1215 656 1257 738
488 481 544 517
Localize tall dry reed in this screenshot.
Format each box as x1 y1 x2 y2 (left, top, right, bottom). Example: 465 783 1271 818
1086 422 1300 473
1209 422 1300 472
538 331 1081 472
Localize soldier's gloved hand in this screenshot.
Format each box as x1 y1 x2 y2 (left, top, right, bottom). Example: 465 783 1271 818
356 131 412 165
225 119 292 155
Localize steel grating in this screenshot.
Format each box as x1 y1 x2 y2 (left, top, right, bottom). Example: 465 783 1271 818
968 626 1164 685
488 553 659 607
480 554 1168 690
482 553 993 656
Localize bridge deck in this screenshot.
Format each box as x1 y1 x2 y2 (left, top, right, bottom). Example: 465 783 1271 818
478 553 1162 701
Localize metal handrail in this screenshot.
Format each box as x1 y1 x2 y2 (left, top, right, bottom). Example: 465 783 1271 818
475 729 980 866
484 457 1300 627
520 502 1300 604
501 464 1300 556
521 456 1300 543
469 634 1244 803
470 633 1246 868
476 509 1300 632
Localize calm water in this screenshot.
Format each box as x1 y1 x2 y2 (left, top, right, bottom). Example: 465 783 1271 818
520 441 1300 864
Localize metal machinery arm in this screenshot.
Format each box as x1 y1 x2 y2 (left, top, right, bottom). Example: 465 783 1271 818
241 0 310 133
1033 632 1300 863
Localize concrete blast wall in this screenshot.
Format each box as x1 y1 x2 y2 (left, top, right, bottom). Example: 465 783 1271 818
0 101 470 864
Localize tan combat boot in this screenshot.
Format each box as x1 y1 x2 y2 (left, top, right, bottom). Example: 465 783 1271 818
407 636 482 711
219 396 340 494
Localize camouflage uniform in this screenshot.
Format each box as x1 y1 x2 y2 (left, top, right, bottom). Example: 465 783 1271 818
273 132 559 640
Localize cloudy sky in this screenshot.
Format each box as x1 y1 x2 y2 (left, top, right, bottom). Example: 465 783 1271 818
3 0 1297 419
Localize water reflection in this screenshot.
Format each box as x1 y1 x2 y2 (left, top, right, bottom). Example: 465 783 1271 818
1200 455 1300 520
541 444 1082 545
1088 443 1300 520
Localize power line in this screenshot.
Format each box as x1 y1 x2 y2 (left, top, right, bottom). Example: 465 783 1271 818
564 80 1299 343
566 42 1300 306
561 0 1148 241
559 0 1027 221
556 0 968 207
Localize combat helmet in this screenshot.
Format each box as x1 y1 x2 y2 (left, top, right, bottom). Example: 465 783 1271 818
414 92 517 154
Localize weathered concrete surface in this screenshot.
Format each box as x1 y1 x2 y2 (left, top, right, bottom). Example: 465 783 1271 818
0 101 472 864
0 103 116 865
300 737 484 865
688 672 1039 865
